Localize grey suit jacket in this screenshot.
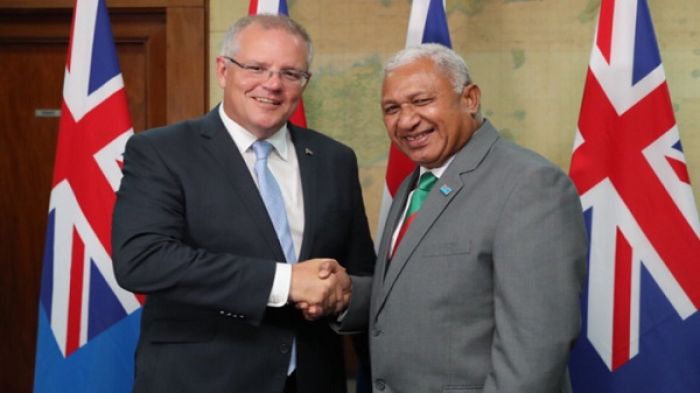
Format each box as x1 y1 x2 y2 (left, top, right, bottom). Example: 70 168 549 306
342 120 587 393
112 107 375 393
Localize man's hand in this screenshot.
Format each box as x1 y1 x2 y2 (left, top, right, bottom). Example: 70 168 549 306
289 258 351 320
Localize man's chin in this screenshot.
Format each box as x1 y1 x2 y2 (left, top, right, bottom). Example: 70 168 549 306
400 148 432 166
250 119 287 136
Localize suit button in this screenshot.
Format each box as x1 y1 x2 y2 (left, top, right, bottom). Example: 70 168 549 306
280 343 290 354
374 379 386 391
372 328 382 337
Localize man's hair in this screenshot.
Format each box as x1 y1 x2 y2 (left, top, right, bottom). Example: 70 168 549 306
385 43 471 94
220 14 313 68
385 43 481 121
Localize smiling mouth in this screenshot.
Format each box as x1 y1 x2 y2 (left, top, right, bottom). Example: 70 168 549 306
253 96 281 105
403 129 433 145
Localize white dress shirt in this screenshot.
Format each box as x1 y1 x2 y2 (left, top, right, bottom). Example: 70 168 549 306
218 105 304 306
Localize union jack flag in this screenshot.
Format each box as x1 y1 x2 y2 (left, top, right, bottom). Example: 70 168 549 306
376 0 452 239
569 1 700 391
248 0 308 128
34 0 142 391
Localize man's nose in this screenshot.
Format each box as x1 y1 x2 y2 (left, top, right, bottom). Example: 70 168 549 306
397 106 420 130
261 70 284 89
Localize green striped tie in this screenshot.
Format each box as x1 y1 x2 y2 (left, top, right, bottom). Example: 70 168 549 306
391 172 438 257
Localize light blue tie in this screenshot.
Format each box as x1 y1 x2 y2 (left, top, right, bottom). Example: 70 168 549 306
251 140 297 375
252 140 297 264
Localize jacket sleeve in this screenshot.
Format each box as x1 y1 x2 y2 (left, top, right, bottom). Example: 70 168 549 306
482 164 587 393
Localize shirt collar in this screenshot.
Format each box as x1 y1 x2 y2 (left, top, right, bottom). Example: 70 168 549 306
218 104 291 161
419 155 455 179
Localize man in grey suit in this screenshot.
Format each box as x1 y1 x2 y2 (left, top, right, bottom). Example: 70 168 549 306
112 14 374 393
333 44 588 393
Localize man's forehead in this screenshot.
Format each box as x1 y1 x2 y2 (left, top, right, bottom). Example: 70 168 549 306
382 82 431 100
382 67 447 96
236 26 307 61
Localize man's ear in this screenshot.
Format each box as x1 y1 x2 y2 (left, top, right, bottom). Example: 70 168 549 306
461 83 481 116
215 56 228 89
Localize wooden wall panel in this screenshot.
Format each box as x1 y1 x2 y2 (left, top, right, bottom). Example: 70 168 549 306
167 6 207 123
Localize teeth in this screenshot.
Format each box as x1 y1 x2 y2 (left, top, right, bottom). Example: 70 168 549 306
406 131 430 141
255 97 276 104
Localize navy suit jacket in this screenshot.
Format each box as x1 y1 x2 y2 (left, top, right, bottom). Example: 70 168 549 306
112 107 375 393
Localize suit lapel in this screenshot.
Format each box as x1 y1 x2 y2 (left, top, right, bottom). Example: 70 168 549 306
289 124 317 262
198 107 286 261
373 120 501 318
374 170 418 277
370 170 415 316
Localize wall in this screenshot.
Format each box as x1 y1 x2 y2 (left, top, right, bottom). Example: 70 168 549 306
208 0 700 239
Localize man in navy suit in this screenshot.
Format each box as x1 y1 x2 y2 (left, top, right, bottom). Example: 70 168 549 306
112 14 375 393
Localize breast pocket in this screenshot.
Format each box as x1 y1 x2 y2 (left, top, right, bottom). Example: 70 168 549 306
422 240 471 257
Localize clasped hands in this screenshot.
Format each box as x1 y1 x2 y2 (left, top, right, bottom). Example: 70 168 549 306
289 258 351 320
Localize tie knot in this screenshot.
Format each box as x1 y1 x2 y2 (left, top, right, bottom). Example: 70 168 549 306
252 140 274 161
417 172 437 192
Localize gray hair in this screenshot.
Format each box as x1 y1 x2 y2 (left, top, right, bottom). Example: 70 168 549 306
220 14 313 68
385 43 481 121
385 43 471 94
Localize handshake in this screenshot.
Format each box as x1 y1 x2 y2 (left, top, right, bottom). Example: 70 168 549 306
289 258 351 320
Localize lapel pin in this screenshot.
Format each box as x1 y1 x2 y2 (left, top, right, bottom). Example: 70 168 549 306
439 185 452 196
305 147 314 156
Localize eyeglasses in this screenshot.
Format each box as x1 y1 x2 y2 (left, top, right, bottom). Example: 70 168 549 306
223 56 311 88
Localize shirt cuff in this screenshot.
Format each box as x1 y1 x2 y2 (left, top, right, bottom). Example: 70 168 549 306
267 262 291 307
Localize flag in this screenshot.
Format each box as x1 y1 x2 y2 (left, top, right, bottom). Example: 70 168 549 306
33 0 142 391
569 1 700 392
375 0 452 238
248 0 308 127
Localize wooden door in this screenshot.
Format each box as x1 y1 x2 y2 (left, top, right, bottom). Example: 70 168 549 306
0 2 207 391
